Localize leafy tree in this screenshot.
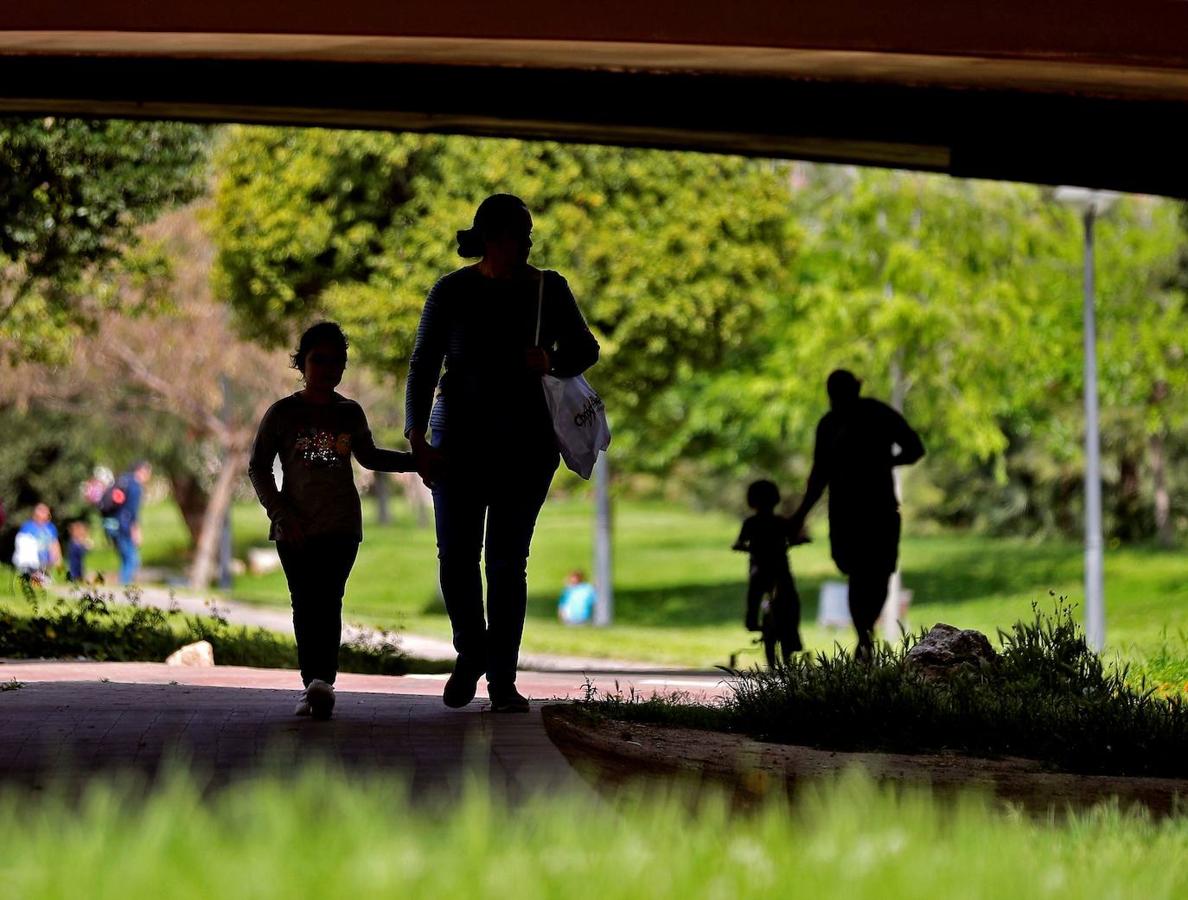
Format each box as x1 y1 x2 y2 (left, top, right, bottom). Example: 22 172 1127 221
211 131 1188 545
1092 197 1188 544
3 205 293 585
650 169 1071 498
210 128 797 465
0 117 207 359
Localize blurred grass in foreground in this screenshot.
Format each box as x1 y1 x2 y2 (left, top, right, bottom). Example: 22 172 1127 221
2 767 1188 899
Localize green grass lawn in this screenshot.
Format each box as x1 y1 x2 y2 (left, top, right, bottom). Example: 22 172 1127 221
92 495 1188 674
3 767 1188 899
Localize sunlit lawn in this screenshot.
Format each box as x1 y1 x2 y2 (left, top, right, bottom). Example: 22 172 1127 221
96 492 1188 673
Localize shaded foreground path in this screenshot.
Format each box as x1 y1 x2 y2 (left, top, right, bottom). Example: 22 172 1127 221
0 661 733 797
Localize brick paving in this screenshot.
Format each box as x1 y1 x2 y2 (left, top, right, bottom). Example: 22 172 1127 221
0 661 734 798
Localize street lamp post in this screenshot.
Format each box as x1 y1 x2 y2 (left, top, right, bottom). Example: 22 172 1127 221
1054 186 1118 652
592 452 614 626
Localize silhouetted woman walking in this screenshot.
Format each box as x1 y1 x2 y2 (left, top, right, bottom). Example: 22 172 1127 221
405 194 600 712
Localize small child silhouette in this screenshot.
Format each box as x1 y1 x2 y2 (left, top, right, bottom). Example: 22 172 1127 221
732 480 805 662
66 520 91 582
248 321 414 721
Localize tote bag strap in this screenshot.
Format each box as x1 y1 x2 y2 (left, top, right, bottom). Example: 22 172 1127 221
534 270 545 346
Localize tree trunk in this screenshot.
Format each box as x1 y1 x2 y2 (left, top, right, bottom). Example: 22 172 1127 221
374 471 391 525
167 467 209 548
189 445 250 590
1148 381 1173 549
400 472 432 528
1114 450 1142 543
1150 431 1173 548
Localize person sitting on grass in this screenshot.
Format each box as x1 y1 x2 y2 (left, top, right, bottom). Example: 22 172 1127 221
12 502 62 584
732 480 805 662
248 321 414 721
558 570 596 625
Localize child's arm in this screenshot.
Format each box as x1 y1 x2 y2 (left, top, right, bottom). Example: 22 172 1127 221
352 410 415 473
247 404 294 529
731 519 751 552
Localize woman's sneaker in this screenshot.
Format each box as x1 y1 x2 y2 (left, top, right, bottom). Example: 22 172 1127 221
306 679 336 720
488 684 530 714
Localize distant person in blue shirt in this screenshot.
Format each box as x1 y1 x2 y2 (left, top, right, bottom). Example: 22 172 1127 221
13 503 62 577
558 570 596 625
102 460 152 585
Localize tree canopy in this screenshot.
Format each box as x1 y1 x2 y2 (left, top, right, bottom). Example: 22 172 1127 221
0 118 208 359
210 128 797 464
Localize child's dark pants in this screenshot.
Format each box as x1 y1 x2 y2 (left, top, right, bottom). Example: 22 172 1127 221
277 535 359 687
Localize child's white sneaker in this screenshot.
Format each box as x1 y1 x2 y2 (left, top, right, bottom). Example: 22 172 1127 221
306 679 336 720
294 690 313 716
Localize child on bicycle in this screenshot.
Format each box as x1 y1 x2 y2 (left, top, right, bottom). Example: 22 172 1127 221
248 321 414 720
732 480 805 662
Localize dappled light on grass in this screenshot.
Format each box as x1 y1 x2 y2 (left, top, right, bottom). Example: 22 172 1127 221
2 767 1188 899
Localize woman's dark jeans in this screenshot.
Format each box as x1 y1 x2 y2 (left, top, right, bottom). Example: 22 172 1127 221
432 447 559 688
277 535 360 687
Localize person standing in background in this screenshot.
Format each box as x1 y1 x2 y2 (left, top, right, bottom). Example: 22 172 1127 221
102 460 152 585
788 370 924 661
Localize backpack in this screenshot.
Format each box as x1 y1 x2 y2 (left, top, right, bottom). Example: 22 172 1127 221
98 479 129 517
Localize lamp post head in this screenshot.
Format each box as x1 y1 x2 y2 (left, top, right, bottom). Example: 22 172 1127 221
1054 186 1121 216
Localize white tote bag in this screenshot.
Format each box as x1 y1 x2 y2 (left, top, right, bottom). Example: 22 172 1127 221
536 275 611 479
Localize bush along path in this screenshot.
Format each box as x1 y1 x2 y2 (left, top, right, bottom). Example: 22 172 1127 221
579 602 1188 779
118 582 666 672
0 582 448 676
2 579 665 674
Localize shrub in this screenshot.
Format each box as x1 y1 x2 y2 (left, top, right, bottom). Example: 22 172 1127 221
0 581 449 676
582 602 1188 778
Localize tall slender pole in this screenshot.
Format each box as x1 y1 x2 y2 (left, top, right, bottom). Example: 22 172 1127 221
593 453 614 626
884 348 907 642
1081 206 1106 651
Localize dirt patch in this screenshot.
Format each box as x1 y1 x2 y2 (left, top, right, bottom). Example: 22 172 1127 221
542 704 1188 816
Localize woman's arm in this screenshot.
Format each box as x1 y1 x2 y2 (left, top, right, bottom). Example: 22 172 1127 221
545 273 600 378
404 277 450 439
788 417 832 534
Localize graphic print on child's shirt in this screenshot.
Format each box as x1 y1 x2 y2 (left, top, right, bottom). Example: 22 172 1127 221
294 428 352 468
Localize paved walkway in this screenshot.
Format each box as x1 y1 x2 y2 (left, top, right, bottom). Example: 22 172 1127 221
0 660 734 797
120 583 686 673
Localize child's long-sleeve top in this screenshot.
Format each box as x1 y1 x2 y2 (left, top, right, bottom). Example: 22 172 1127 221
734 513 793 572
248 392 413 542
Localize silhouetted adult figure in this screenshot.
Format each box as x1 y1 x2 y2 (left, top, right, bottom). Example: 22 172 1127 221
788 370 924 661
102 461 152 585
405 194 600 712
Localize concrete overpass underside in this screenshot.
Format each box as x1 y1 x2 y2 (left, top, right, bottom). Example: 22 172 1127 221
2 2 1188 196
